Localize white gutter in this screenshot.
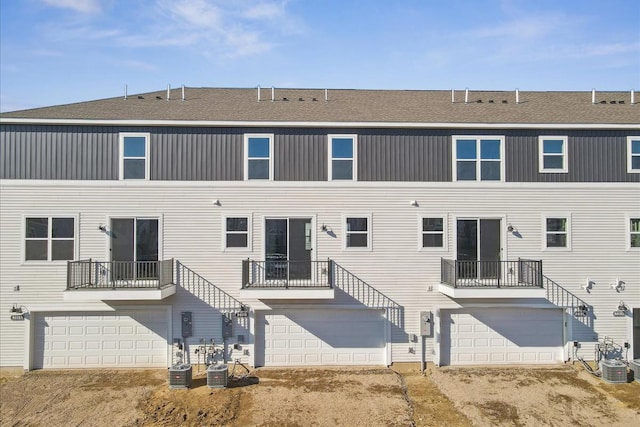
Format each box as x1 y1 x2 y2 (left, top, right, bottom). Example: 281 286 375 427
1 118 638 130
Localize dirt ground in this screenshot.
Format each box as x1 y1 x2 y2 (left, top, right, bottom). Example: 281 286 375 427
1 363 639 426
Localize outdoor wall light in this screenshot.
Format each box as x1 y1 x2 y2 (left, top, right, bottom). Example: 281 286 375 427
98 224 107 232
617 301 628 312
410 200 419 207
610 278 624 292
213 199 221 206
507 224 515 233
320 224 328 232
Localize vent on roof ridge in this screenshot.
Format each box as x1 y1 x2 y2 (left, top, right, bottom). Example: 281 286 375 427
156 96 162 100
137 96 144 99
299 97 304 101
282 97 289 101
502 100 508 104
488 100 494 103
312 97 318 101
619 100 625 104
476 99 482 103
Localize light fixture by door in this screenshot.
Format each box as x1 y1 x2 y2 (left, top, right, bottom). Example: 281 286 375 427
98 224 107 232
507 224 515 233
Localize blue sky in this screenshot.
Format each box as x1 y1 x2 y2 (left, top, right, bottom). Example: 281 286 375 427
1 0 639 112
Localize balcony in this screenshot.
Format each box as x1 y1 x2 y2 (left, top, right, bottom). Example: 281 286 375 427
438 258 546 299
239 259 335 299
64 259 176 301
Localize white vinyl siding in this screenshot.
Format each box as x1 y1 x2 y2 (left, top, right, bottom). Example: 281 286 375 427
539 136 568 173
2 182 639 367
119 133 150 180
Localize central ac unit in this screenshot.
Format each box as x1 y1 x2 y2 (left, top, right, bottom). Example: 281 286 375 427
169 364 192 389
629 359 640 383
600 359 627 384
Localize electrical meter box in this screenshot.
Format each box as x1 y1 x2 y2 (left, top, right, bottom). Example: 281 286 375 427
181 312 192 338
222 313 233 338
419 311 433 337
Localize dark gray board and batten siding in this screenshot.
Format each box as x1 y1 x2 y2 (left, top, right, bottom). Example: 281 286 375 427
1 125 638 182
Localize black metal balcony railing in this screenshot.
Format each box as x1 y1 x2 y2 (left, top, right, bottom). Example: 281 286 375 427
440 258 543 288
67 259 175 290
242 259 333 289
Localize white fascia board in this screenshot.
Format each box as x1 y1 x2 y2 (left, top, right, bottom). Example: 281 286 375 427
2 117 640 130
62 286 176 301
437 284 547 299
3 179 640 191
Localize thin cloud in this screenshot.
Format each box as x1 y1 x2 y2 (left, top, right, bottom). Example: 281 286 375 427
42 0 102 14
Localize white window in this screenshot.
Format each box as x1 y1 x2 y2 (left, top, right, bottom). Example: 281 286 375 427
224 216 251 250
629 217 640 249
344 215 370 249
628 137 640 173
453 136 504 181
543 215 571 250
329 135 357 181
24 216 76 261
539 136 568 173
420 216 446 249
244 134 273 180
119 133 150 180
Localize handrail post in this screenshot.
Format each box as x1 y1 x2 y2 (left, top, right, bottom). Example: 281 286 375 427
327 258 333 288
453 260 458 288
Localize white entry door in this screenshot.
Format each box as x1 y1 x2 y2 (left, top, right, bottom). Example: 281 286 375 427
256 309 387 366
33 309 168 369
441 308 564 365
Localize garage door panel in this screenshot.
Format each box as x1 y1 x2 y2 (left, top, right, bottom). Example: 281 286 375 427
258 309 386 366
34 310 168 369
442 308 563 366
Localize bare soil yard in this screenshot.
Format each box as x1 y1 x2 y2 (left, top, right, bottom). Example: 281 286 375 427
1 364 638 426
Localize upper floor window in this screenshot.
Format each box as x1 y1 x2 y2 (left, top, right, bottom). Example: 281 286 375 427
629 218 640 249
25 216 75 261
453 136 504 181
344 215 370 249
544 215 571 250
539 136 568 173
329 135 357 180
224 216 250 249
421 216 446 249
245 134 273 180
119 133 150 180
628 137 640 173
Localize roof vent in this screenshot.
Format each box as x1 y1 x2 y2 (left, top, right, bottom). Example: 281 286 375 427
476 99 483 103
610 100 616 104
299 97 304 101
619 100 625 104
283 97 289 101
502 100 508 104
156 96 162 100
312 97 318 101
488 100 494 103
137 95 144 99
599 100 606 104
124 84 128 100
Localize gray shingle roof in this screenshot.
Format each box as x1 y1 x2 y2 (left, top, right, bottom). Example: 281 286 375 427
1 88 638 125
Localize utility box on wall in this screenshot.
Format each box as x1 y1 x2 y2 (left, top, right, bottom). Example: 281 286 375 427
222 313 233 338
181 312 192 338
420 311 433 337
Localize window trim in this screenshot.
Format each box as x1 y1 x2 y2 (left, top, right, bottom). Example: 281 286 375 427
328 134 358 181
452 135 505 182
119 132 150 180
542 214 572 251
627 136 640 173
343 214 371 251
627 215 640 251
538 136 568 173
244 133 274 181
418 214 448 251
22 215 78 263
222 214 252 251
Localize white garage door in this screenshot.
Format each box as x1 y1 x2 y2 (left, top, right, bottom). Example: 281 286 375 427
441 308 564 365
34 310 168 369
256 309 387 366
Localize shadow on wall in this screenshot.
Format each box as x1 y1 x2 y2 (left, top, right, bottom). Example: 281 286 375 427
175 262 250 364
